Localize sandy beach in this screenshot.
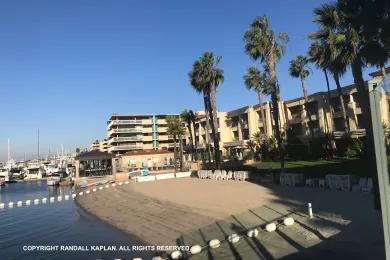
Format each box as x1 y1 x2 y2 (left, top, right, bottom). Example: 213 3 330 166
76 178 385 259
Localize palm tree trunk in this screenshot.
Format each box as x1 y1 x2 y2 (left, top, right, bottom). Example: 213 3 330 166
334 73 349 132
324 69 335 155
187 125 194 161
257 91 268 136
192 120 199 161
179 133 184 172
173 136 178 172
203 91 212 165
324 69 334 132
267 54 285 171
381 64 387 79
208 82 221 168
351 59 380 209
301 77 314 139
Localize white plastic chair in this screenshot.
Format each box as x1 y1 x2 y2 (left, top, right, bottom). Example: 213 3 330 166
305 179 314 187
220 170 227 180
226 171 233 180
362 178 373 192
318 179 325 188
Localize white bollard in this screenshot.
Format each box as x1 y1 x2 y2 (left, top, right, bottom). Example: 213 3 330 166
308 203 313 219
190 245 202 255
125 181 129 184
170 251 182 259
92 188 97 192
42 198 47 203
247 228 259 238
283 217 295 226
265 223 277 232
65 195 69 200
112 183 116 187
8 202 14 207
17 201 23 207
79 192 83 196
118 182 123 186
34 199 39 204
151 256 164 260
57 196 62 201
105 184 110 188
86 190 90 194
99 187 103 190
227 233 240 243
50 197 55 203
209 239 221 249
72 194 77 199
0 203 4 208
132 258 142 260
25 200 31 205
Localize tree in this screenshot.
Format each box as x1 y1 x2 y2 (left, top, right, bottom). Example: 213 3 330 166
189 52 224 168
243 66 268 136
312 0 390 208
308 42 334 134
189 60 212 164
309 6 350 132
180 109 197 161
289 55 315 138
244 15 289 170
166 116 186 172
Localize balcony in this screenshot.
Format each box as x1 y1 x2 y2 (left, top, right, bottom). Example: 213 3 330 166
109 128 143 135
108 120 142 128
109 136 142 143
108 144 143 152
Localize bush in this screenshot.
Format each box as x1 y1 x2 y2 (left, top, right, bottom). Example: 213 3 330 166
336 134 363 158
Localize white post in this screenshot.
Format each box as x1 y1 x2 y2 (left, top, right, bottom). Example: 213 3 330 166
308 203 313 218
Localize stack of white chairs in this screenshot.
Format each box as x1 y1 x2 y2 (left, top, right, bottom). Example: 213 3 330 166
226 171 233 180
362 178 373 192
197 169 249 182
305 178 315 187
213 170 221 180
220 170 227 180
318 179 326 188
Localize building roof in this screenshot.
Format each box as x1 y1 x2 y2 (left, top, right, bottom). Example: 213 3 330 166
122 149 172 156
369 67 390 77
75 150 113 160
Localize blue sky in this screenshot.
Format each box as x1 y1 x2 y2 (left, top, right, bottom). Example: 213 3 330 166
0 0 380 160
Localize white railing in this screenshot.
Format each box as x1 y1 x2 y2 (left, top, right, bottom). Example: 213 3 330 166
109 128 143 135
109 137 143 143
109 144 143 151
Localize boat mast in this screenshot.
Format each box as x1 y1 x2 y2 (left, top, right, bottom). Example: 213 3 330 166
37 128 40 162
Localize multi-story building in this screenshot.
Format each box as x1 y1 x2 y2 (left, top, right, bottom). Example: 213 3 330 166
185 68 390 156
107 113 183 155
89 139 109 152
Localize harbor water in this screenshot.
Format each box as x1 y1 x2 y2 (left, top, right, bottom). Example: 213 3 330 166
0 181 152 260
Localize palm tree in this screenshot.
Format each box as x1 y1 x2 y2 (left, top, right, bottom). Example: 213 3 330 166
289 55 315 138
180 109 197 161
312 0 390 208
308 42 334 133
189 60 212 164
309 6 350 132
166 116 185 172
244 15 289 170
189 52 224 168
243 66 268 136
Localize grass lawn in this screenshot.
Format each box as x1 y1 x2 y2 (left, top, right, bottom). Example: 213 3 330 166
222 158 375 178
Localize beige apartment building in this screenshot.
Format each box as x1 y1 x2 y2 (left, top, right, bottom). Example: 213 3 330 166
185 68 390 157
107 113 183 155
89 139 108 152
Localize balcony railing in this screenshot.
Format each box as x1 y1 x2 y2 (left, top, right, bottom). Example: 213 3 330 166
109 136 143 143
109 144 143 151
109 128 143 135
108 120 143 128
